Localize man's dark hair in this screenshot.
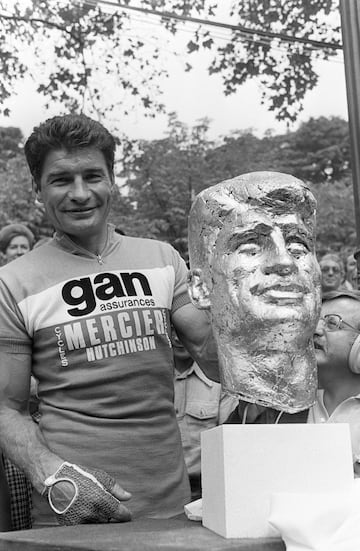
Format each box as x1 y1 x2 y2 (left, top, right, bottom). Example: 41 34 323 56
24 114 116 187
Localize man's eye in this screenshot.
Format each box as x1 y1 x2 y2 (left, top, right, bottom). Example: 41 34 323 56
326 319 338 330
86 174 102 182
287 241 308 257
52 177 70 185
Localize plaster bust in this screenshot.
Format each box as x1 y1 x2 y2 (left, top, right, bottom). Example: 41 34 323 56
188 172 321 413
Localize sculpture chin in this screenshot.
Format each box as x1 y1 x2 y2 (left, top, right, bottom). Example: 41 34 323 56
209 285 320 413
217 341 317 413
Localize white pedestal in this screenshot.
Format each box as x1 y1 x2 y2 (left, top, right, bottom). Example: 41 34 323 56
201 424 354 538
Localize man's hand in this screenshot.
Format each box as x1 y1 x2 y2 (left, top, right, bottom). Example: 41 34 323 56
44 462 132 525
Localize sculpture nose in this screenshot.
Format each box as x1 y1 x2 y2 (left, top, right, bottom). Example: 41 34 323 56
263 229 297 276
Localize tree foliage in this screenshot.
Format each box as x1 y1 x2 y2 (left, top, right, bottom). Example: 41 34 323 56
0 115 356 261
121 113 213 259
123 115 354 258
157 0 341 121
312 178 356 257
0 0 167 123
201 116 350 185
0 151 49 237
0 0 341 124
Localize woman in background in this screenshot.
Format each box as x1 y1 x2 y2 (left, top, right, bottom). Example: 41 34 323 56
0 223 35 264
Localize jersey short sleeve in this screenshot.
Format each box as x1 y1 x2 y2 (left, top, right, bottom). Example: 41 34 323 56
0 277 32 354
168 245 190 314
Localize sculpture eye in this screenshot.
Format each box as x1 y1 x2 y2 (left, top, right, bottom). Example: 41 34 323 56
237 242 261 256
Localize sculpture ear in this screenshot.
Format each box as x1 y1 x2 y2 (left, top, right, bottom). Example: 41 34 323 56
188 269 211 309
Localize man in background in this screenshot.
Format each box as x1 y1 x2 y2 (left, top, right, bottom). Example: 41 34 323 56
311 289 360 474
172 326 238 500
319 252 346 293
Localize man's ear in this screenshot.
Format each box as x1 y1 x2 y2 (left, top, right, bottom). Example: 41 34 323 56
187 269 211 310
32 179 43 204
35 193 43 205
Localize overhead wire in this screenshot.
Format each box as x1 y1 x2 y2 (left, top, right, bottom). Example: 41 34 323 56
78 0 342 51
5 0 342 65
71 0 343 62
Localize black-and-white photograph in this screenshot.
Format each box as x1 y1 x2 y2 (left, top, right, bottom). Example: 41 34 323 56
0 2 359 550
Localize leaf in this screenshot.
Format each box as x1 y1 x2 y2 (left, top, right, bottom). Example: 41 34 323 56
187 40 199 53
202 38 213 49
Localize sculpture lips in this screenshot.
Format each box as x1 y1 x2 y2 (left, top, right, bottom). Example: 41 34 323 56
251 283 307 295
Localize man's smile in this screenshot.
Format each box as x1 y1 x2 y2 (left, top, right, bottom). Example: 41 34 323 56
313 339 325 352
63 206 97 214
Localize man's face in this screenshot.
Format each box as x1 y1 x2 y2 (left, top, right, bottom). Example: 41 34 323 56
210 206 321 342
320 258 343 292
314 297 359 373
37 147 113 248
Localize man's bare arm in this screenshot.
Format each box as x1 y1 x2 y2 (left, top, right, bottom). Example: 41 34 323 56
0 351 62 492
172 303 220 382
0 351 131 523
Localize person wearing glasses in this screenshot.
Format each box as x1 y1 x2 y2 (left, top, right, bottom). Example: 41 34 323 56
310 289 360 475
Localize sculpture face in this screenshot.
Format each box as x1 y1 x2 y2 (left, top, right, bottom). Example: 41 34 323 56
211 208 320 342
188 172 322 412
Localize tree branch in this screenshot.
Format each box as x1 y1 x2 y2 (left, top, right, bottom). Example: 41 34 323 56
0 13 78 40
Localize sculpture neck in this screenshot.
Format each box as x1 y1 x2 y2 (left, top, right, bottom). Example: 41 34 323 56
217 341 317 413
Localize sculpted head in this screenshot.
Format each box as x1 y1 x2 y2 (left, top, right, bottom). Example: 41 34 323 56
188 172 321 412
